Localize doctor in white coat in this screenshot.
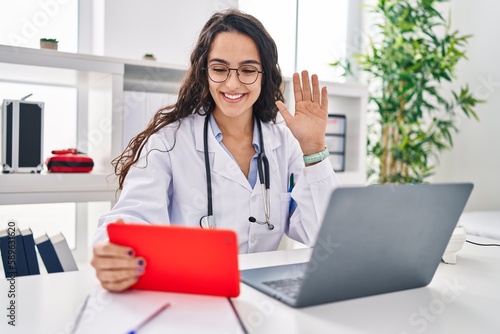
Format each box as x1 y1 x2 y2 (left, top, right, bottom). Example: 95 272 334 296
91 9 341 292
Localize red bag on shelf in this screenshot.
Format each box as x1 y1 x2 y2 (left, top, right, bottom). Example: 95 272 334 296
45 149 94 173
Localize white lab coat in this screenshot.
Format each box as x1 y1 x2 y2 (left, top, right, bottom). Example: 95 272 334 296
94 113 342 253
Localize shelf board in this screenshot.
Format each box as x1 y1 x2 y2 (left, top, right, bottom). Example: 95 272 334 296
0 173 118 204
124 63 186 94
320 81 369 98
0 44 190 92
0 44 124 75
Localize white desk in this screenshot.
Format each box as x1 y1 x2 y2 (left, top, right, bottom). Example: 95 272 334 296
459 211 500 241
1 236 499 334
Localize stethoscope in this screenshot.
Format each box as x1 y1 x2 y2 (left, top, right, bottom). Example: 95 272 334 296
200 114 274 230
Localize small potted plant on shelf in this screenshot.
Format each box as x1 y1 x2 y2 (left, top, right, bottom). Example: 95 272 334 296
143 53 156 61
40 38 59 50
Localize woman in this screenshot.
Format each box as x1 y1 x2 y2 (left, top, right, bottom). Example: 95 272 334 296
91 9 341 292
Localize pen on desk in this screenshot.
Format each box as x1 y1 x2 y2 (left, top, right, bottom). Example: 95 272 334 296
288 173 297 213
127 302 171 334
71 294 90 334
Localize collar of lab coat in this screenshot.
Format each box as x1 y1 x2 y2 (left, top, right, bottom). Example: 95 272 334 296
193 113 281 191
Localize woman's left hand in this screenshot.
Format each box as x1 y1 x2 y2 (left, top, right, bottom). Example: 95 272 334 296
275 70 328 156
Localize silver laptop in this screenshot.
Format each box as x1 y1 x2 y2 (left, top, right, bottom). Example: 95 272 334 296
240 183 474 308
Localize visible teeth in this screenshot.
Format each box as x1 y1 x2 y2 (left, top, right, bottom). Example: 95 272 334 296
224 93 243 100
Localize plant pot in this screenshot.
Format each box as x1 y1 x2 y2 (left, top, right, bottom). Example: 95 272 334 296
40 41 58 50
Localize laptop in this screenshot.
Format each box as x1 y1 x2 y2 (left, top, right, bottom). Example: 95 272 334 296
240 183 474 308
107 223 240 297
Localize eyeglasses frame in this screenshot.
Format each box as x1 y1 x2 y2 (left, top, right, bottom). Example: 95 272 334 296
204 64 264 85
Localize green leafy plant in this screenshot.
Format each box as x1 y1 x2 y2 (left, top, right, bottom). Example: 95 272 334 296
333 0 484 184
143 53 156 61
40 38 58 43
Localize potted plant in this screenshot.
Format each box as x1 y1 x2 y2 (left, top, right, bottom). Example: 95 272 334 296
40 38 58 50
143 53 156 61
333 0 484 184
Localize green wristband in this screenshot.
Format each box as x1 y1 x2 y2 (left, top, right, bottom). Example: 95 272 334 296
303 147 329 164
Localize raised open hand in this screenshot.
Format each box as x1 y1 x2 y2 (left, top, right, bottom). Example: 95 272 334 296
276 70 328 156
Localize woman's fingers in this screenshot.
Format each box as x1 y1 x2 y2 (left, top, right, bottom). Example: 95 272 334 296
275 100 292 124
311 74 321 104
95 266 141 282
91 222 146 292
293 71 313 103
300 70 312 102
92 255 145 271
320 85 328 112
293 71 324 106
94 261 145 292
99 276 140 292
91 241 146 292
293 72 303 103
93 241 135 258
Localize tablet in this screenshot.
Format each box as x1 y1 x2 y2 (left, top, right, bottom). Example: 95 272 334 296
107 223 240 297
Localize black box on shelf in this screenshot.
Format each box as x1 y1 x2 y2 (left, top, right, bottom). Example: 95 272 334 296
325 114 346 172
1 99 44 173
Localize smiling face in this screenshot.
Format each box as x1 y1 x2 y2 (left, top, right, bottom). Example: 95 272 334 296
207 31 263 123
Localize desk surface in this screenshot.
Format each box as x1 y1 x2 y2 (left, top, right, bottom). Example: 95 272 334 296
1 236 499 334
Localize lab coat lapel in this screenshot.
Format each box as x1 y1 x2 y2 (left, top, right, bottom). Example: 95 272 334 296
194 114 252 191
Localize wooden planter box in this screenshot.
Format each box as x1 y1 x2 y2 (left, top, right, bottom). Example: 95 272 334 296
40 41 58 50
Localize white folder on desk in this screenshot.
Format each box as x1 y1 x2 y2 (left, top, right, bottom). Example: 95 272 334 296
75 288 245 334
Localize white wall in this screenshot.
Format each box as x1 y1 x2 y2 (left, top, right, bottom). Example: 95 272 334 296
100 0 237 65
240 0 351 80
0 0 78 52
432 1 500 211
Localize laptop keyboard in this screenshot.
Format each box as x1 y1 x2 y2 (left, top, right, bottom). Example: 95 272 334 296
262 276 304 299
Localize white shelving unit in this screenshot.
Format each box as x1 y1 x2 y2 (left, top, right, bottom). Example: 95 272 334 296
0 45 190 204
0 45 129 262
0 44 367 258
0 44 123 200
323 81 368 186
0 173 117 205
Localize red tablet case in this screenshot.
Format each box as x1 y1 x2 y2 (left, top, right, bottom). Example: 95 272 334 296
45 149 94 173
107 223 240 297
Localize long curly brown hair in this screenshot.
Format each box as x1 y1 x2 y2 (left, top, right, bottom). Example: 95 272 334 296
112 9 285 189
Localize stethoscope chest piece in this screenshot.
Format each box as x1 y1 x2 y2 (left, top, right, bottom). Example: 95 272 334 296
200 215 216 229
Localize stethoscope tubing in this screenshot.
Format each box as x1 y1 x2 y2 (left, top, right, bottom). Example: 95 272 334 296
203 114 214 217
255 119 271 225
201 113 272 230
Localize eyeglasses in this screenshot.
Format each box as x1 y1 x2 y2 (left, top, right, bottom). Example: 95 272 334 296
205 64 264 85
